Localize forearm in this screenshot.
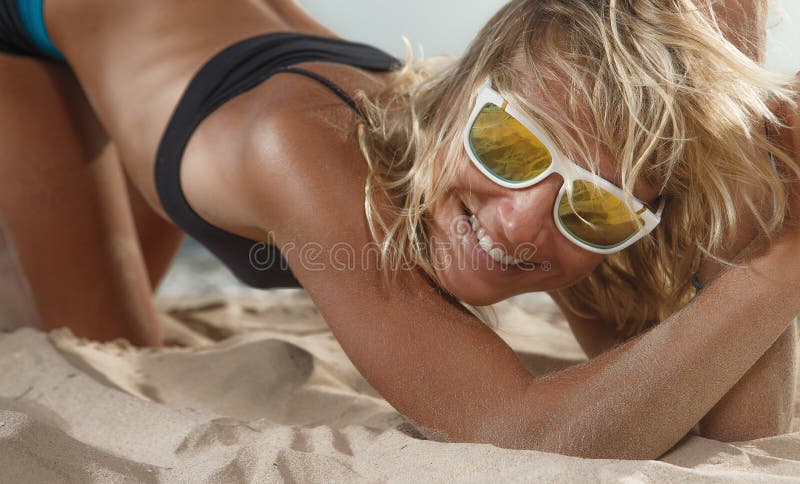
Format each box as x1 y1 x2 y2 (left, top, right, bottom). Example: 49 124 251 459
700 322 798 441
695 0 800 441
514 238 800 460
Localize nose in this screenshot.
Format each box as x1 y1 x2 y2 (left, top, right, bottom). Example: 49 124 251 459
497 174 563 248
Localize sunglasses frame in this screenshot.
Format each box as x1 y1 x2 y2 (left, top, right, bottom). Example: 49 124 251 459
463 77 665 255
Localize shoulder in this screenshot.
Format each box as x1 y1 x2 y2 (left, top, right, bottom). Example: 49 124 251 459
696 74 800 284
177 77 362 242
237 92 369 240
237 63 389 237
768 74 799 161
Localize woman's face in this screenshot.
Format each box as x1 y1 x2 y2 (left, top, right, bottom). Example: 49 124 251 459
427 80 661 306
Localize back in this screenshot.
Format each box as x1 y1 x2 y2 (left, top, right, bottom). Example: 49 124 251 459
155 33 399 288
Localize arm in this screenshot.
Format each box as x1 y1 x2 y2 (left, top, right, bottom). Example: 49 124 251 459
555 295 798 442
696 175 799 441
700 323 797 441
554 77 800 442
696 0 800 438
527 238 800 458
243 99 800 460
706 71 800 436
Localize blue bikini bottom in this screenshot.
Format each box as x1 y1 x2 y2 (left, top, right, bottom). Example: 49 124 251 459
0 0 64 60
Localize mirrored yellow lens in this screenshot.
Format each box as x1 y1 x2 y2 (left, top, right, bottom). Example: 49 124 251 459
557 180 643 248
469 103 552 183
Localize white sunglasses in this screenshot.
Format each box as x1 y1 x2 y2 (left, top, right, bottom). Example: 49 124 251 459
463 77 665 255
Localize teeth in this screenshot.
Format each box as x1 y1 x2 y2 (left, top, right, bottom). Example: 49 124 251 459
468 213 528 265
479 235 493 251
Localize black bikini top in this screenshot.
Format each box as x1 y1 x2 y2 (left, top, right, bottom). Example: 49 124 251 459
155 32 399 289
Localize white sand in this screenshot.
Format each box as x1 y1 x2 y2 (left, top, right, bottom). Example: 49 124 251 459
1 289 798 483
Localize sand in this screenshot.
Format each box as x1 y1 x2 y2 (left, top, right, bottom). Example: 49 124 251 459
1 289 799 483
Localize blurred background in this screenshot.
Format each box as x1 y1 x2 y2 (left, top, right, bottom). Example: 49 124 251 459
157 0 800 297
1 1 799 325
301 0 800 73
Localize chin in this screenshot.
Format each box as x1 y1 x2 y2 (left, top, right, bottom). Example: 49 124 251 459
434 269 510 307
454 290 505 307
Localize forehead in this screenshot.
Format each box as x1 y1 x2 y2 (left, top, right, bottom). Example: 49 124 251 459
498 65 661 204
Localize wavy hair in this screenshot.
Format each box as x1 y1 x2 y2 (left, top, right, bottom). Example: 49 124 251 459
356 0 799 336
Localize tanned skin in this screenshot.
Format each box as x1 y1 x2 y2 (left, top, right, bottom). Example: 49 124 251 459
0 0 797 457
552 0 799 443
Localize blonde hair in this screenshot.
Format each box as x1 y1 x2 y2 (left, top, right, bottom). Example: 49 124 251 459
356 0 799 337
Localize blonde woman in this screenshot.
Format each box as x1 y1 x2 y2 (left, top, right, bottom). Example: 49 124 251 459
0 0 798 459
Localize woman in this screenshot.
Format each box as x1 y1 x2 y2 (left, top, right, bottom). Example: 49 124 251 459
0 0 798 459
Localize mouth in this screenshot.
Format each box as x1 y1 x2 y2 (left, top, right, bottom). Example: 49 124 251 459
461 203 538 270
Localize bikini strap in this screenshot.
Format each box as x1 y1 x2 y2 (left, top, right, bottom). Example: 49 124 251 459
276 66 368 122
691 273 704 291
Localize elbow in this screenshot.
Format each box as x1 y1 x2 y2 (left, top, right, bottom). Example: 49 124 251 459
699 410 794 442
698 424 790 443
523 433 670 460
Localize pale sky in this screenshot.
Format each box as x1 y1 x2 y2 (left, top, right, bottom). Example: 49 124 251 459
301 0 799 75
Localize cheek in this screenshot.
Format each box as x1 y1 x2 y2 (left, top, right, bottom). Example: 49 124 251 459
554 240 605 280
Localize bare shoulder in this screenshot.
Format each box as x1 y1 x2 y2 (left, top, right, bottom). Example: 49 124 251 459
233 73 541 447
697 73 800 282
769 73 800 161
242 103 367 235
177 65 375 242
233 65 386 236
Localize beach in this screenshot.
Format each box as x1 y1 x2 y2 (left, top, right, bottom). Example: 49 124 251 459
2 275 799 482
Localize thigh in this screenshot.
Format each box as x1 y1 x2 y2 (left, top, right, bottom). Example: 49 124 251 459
0 54 160 345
